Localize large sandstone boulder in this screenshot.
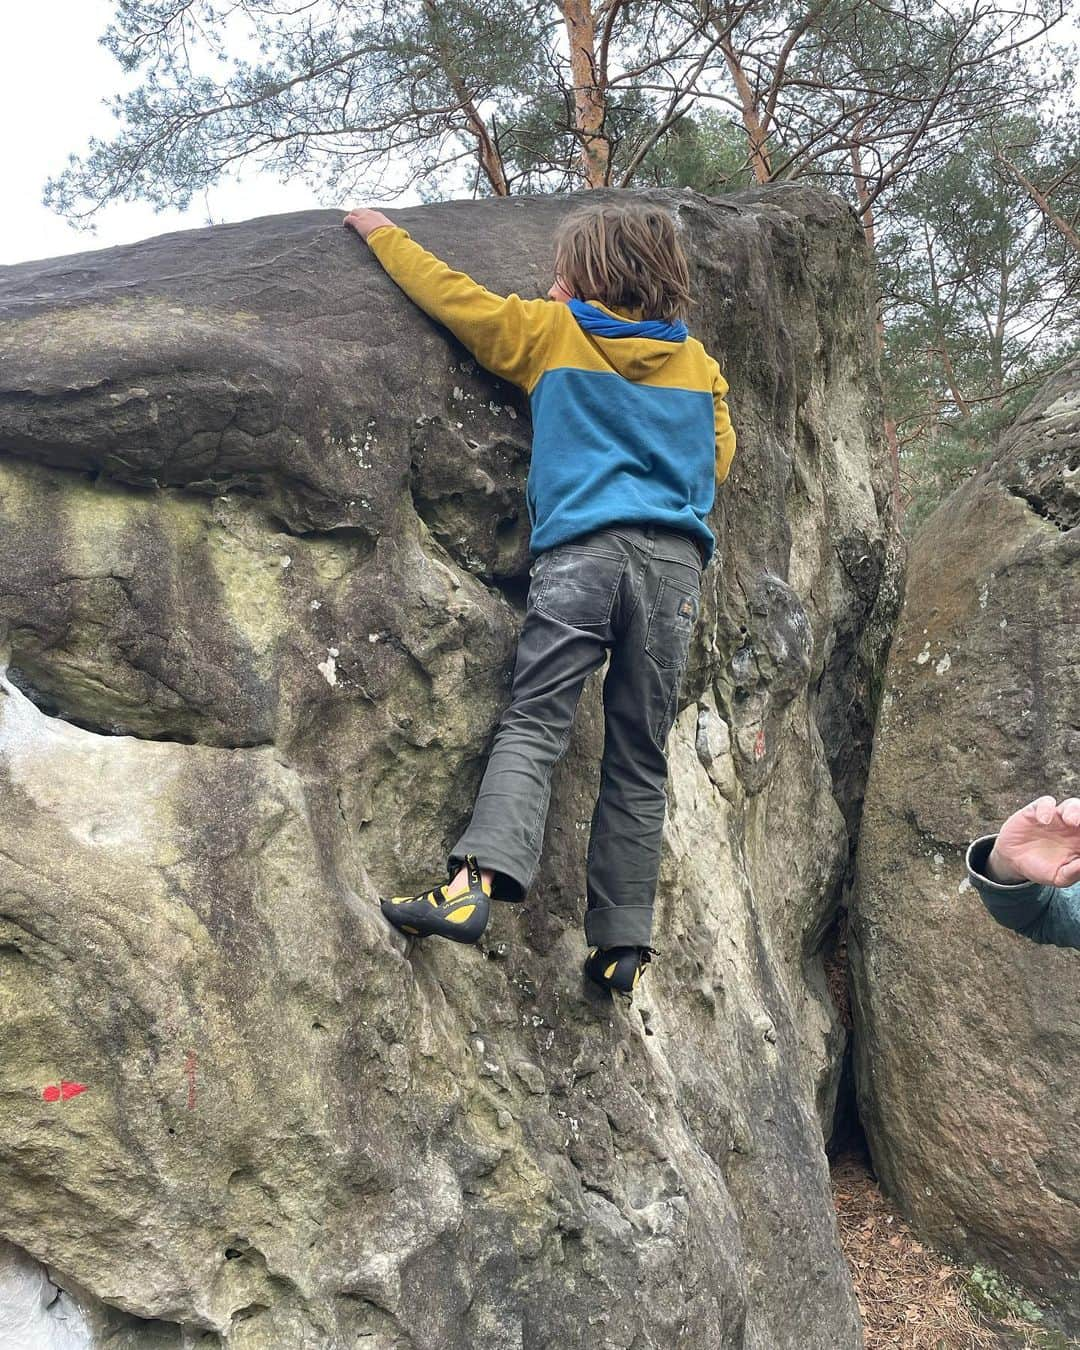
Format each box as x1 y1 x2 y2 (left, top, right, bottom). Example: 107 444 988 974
0 186 897 1348
851 359 1080 1328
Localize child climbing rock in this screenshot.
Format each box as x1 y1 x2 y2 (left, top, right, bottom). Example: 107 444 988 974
343 199 736 994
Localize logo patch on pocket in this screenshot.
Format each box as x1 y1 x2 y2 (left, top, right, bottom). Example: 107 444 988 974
678 596 695 619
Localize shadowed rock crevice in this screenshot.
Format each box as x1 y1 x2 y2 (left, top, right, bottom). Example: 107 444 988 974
407 403 533 581
2 665 204 744
1006 479 1079 531
0 186 900 1348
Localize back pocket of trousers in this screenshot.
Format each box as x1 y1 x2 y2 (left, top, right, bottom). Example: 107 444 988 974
644 577 699 669
531 545 623 629
533 548 625 628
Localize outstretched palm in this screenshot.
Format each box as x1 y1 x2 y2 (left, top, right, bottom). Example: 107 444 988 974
992 796 1080 889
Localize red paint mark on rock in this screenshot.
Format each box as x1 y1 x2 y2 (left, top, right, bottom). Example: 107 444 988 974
753 728 767 760
42 1081 88 1102
184 1050 197 1111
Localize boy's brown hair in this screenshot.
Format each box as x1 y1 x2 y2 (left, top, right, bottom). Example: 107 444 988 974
553 200 693 323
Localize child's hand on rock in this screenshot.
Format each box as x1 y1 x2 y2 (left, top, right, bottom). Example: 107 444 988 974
343 208 394 239
989 795 1080 888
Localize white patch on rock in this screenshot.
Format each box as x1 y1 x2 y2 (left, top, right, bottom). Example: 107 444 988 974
342 421 377 469
317 647 340 686
0 667 178 854
0 1238 94 1350
935 652 952 675
916 644 931 665
1040 390 1080 421
694 702 737 800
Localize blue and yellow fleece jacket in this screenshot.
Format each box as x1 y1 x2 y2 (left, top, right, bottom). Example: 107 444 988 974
366 225 736 562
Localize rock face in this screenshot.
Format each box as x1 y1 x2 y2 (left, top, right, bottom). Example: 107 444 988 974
0 186 896 1348
851 360 1080 1327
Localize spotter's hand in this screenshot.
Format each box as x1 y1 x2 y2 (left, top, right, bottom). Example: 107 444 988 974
989 795 1080 888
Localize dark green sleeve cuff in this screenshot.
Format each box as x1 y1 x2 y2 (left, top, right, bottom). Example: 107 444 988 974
966 834 1079 947
966 835 1045 900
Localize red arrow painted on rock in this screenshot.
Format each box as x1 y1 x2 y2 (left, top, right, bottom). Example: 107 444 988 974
42 1082 88 1102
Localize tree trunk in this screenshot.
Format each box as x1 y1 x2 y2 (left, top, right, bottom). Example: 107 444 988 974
560 0 610 187
994 148 1080 258
423 0 510 196
991 187 1010 411
849 134 876 251
922 221 971 419
722 36 772 183
851 134 902 515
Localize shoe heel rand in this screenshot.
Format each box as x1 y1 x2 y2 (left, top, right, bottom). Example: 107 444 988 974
585 945 651 994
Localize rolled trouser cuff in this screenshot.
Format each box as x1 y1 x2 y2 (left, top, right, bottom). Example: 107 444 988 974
585 904 655 949
447 841 530 903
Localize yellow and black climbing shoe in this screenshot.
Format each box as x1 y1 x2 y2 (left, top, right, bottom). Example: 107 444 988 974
380 855 491 944
584 945 654 995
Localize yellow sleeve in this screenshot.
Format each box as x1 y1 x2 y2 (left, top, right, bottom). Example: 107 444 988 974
712 363 736 483
366 225 556 391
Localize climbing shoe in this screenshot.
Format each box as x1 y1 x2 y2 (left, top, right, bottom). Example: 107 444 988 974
584 945 654 995
380 854 491 944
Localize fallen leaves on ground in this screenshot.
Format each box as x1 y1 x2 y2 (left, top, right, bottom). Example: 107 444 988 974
831 1155 1049 1349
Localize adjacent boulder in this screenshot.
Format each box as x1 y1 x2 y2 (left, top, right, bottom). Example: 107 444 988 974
851 359 1080 1327
0 186 897 1347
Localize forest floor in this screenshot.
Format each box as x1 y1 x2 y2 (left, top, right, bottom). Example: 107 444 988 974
831 1150 1074 1349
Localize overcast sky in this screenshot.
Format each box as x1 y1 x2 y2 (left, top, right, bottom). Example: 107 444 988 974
0 2 418 268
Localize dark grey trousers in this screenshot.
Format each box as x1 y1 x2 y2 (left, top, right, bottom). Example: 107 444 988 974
449 524 704 948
